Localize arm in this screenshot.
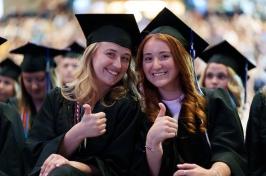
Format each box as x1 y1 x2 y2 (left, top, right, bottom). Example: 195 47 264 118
145 103 177 176
59 104 106 157
206 88 247 176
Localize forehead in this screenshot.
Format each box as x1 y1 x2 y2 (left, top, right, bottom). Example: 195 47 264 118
143 38 170 52
98 42 131 54
206 63 228 72
22 71 46 77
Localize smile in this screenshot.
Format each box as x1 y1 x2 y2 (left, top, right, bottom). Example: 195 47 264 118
106 68 118 76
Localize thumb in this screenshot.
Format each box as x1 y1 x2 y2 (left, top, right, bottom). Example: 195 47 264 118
157 103 166 117
83 104 91 115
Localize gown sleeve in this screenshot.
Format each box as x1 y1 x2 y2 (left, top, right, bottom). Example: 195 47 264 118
0 102 27 176
245 92 266 175
27 88 67 176
206 88 247 176
76 95 147 176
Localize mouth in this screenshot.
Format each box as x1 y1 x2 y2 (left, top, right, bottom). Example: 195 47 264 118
105 68 119 76
152 71 167 77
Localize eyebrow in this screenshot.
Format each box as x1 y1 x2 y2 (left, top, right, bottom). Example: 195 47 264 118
106 49 131 56
143 51 171 55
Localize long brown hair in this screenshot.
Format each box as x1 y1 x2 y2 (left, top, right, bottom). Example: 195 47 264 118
136 33 207 134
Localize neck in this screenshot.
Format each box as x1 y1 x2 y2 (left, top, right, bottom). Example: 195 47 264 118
159 87 183 101
32 98 44 112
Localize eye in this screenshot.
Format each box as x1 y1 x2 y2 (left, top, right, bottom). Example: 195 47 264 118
106 52 115 59
206 73 214 79
143 56 152 63
160 53 171 61
121 56 130 63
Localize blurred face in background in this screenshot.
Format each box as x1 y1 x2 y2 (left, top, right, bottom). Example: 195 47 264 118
0 75 15 102
22 71 46 101
57 57 80 85
204 63 229 89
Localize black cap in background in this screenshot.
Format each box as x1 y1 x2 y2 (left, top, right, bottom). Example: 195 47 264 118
0 58 21 81
75 13 140 54
199 40 256 85
63 42 85 58
0 37 7 45
141 7 209 57
10 42 65 72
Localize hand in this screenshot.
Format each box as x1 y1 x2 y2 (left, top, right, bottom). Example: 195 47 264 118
146 103 178 148
173 163 213 176
40 154 69 176
79 104 107 138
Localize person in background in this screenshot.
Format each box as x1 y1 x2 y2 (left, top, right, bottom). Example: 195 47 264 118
245 85 266 176
0 36 28 176
0 58 21 102
199 40 255 135
136 8 247 176
10 43 65 138
27 13 144 176
55 42 84 86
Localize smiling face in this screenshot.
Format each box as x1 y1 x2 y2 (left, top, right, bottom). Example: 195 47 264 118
142 37 179 92
92 42 131 91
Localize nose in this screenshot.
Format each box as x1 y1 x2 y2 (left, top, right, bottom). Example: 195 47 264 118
113 57 122 69
31 81 39 90
0 82 3 88
152 58 162 69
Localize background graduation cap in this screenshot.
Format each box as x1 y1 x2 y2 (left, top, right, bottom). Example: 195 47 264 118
10 42 65 72
10 42 66 91
199 40 256 102
75 13 140 54
63 42 85 58
0 58 21 81
0 37 7 45
140 7 209 58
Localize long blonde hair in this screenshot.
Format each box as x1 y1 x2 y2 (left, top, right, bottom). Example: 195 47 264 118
200 64 244 109
136 34 207 134
62 42 138 106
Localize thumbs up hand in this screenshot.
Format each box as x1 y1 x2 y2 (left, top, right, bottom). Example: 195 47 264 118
146 103 178 151
157 103 166 118
80 104 107 138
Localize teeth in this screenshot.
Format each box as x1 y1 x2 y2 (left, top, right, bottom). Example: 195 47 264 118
153 72 166 76
107 69 118 76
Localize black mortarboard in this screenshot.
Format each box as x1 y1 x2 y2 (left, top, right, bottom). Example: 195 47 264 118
0 37 7 45
63 42 85 58
0 58 21 81
10 42 65 72
200 40 255 85
75 13 140 53
141 7 209 57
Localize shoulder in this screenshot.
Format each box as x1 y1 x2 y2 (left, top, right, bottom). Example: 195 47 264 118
203 87 234 105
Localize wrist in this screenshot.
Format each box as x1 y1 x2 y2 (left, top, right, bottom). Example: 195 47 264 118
210 168 221 176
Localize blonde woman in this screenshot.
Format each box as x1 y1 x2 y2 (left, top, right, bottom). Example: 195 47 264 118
27 14 143 176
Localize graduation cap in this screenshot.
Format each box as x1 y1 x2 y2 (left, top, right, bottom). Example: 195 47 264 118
0 58 21 81
141 7 209 58
75 13 140 54
0 37 7 45
200 40 256 102
10 42 65 72
200 40 255 85
63 42 85 58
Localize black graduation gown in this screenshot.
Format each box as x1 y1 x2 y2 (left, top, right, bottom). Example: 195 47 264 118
27 87 144 176
0 102 28 176
156 88 247 176
245 92 266 176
